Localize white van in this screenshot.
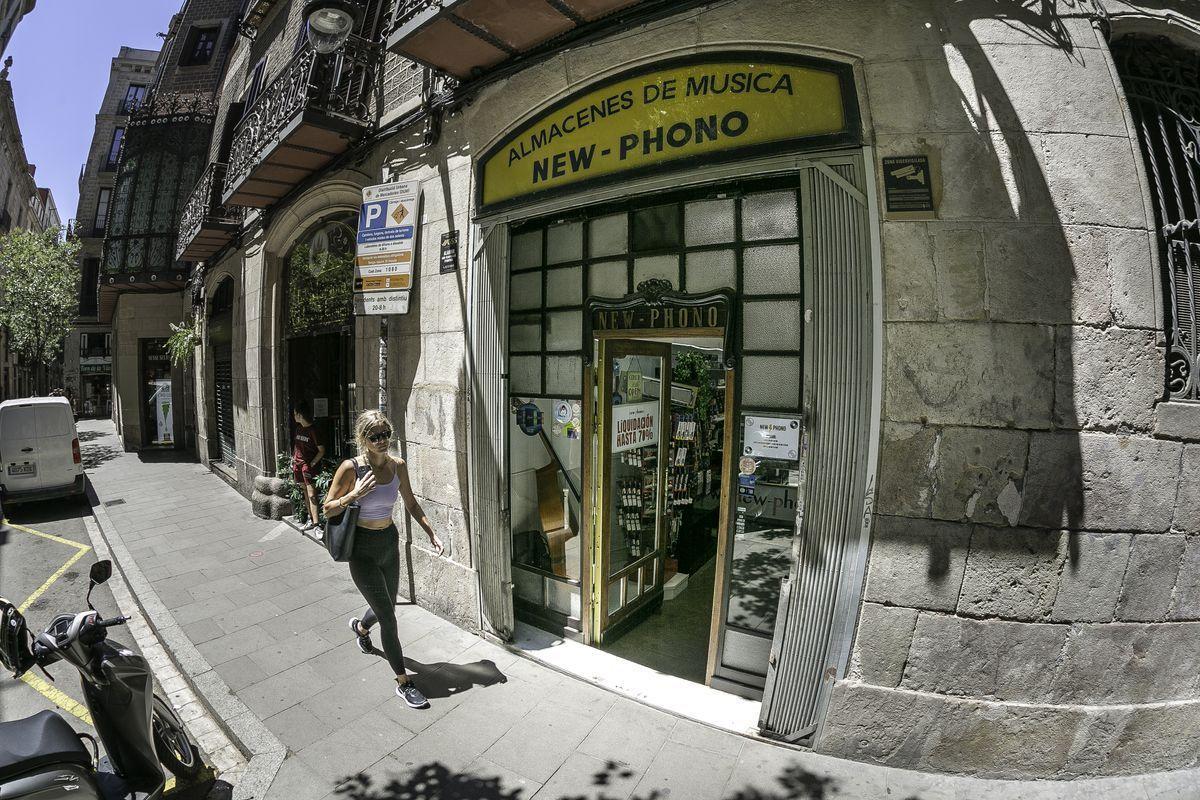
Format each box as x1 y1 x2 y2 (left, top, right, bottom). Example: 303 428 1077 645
0 397 85 505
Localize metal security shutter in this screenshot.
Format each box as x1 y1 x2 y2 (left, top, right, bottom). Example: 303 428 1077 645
467 225 515 639
758 158 877 740
213 345 236 468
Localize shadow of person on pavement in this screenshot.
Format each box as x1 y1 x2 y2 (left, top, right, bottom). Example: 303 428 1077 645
357 639 509 700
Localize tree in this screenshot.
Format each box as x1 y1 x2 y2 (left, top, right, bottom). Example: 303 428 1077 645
0 226 80 393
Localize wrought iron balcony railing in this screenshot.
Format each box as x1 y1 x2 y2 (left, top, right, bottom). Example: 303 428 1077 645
223 36 379 208
177 162 243 262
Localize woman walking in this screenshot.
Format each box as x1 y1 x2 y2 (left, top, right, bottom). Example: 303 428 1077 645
323 409 443 708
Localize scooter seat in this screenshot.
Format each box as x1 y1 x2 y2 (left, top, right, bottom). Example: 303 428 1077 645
0 710 92 782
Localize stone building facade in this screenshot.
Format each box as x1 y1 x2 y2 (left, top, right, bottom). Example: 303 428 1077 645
100 2 241 451
63 45 157 418
167 0 1200 781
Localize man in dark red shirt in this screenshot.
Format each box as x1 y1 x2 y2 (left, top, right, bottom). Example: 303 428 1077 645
292 400 325 528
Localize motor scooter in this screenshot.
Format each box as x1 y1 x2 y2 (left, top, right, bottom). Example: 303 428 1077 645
0 559 204 799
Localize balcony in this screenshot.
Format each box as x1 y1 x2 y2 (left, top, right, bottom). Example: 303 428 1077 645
387 0 652 80
177 162 242 261
222 37 379 208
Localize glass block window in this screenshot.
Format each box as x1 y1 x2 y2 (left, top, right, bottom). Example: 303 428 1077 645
506 180 805 413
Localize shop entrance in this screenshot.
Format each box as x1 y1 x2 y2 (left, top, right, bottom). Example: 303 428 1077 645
592 336 730 684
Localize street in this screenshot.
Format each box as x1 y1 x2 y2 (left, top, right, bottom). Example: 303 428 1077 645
0 493 131 736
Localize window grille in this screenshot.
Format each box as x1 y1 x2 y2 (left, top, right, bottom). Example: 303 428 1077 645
1114 36 1200 400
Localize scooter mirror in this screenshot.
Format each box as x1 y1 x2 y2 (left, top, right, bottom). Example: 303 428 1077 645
89 560 112 586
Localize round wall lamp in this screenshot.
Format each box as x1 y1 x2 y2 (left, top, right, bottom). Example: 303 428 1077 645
304 0 362 54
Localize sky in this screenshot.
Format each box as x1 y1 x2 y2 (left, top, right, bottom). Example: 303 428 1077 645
7 0 182 224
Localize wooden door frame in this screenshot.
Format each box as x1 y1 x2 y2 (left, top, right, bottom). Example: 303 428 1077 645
589 337 672 643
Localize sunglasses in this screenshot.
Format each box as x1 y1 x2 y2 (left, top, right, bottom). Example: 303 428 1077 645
366 429 392 443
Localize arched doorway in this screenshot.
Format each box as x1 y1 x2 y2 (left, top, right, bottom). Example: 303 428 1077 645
209 277 236 469
283 213 357 461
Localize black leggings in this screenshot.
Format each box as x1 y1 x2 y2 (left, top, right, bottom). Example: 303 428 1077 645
348 523 405 676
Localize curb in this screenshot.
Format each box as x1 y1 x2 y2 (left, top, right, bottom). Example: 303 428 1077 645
86 481 287 800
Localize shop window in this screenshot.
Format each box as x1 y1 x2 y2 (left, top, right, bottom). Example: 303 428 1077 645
631 203 681 252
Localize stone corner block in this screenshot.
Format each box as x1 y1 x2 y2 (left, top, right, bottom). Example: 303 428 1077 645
957 526 1066 620
849 603 918 688
864 516 972 611
1116 534 1186 622
1051 532 1132 623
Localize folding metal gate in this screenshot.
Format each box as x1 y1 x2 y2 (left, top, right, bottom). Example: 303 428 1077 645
213 344 236 468
758 158 878 741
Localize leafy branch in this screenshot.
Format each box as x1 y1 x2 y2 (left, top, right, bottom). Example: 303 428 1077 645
0 226 80 375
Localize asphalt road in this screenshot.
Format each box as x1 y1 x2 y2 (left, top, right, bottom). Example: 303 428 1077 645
0 492 134 737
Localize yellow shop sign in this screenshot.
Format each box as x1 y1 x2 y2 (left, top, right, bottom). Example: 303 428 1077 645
478 53 858 212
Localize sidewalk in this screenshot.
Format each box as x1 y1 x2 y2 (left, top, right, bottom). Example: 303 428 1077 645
78 419 1198 800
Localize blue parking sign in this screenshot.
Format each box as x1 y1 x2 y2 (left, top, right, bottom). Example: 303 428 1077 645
360 200 389 232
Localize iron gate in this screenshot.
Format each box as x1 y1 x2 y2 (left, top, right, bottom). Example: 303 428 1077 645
213 345 236 468
1114 35 1200 400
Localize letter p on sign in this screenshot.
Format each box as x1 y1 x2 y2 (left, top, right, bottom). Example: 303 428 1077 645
360 200 388 231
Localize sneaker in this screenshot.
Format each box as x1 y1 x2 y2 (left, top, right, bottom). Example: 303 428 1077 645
396 680 428 708
348 617 372 654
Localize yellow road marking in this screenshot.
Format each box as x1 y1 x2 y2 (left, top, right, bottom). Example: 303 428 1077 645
18 541 91 614
8 521 95 725
5 519 89 549
20 672 94 725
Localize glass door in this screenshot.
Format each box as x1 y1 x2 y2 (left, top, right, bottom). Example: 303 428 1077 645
593 339 671 642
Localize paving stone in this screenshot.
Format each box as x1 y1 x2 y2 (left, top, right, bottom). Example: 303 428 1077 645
533 751 642 800
633 737 739 800
1117 535 1186 622
483 701 598 783
214 653 271 693
578 697 677 772
863 516 972 611
240 663 333 720
295 711 414 785
464 756 544 798
196 624 272 667
262 755 332 800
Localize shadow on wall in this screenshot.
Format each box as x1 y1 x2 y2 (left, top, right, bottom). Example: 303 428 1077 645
332 761 863 800
385 122 475 608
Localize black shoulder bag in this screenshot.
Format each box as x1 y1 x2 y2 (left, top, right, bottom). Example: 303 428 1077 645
324 458 362 562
